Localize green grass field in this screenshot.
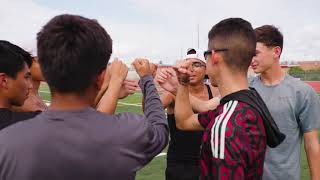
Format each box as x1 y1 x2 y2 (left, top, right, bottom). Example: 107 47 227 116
39 83 320 180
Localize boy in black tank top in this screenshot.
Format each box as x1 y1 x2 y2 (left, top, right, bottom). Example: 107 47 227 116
157 49 220 180
0 41 41 130
166 85 213 180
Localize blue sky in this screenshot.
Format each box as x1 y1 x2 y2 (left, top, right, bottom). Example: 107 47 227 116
1 0 320 64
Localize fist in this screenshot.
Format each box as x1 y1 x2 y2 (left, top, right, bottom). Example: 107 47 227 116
132 58 151 78
175 60 192 86
109 59 128 81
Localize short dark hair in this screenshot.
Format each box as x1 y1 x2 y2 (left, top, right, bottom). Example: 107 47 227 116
255 25 283 51
0 40 32 78
37 14 112 94
208 18 256 73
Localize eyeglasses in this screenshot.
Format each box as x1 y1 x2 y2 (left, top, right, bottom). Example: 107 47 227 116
204 48 228 61
191 62 206 69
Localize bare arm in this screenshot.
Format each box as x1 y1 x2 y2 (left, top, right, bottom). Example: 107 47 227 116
304 130 320 180
96 79 122 114
160 91 174 109
96 60 128 114
175 84 203 131
190 95 220 112
94 72 110 106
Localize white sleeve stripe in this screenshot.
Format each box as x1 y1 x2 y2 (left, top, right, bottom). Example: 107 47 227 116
211 101 230 157
219 100 238 159
211 101 234 158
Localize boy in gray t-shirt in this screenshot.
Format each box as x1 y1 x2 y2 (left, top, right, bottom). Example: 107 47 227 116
250 75 320 180
251 25 320 180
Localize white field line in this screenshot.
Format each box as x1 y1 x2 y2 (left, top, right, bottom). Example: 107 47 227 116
44 101 140 107
118 102 142 107
44 100 51 106
39 90 50 94
156 152 167 157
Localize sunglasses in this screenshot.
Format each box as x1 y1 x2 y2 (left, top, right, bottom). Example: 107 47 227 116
204 48 228 61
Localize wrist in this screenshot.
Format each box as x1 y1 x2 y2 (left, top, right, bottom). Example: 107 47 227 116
140 73 152 79
109 79 122 90
171 87 178 96
110 76 124 85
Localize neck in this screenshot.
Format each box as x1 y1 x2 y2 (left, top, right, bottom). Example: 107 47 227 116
49 88 97 111
217 69 249 98
31 80 41 95
188 82 205 94
0 97 10 109
260 63 285 86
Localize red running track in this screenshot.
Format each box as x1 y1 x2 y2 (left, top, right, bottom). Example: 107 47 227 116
304 81 320 93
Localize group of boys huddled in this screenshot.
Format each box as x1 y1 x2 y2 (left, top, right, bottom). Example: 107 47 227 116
0 14 319 180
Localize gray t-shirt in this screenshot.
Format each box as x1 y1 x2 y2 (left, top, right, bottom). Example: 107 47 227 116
250 75 320 180
0 75 168 180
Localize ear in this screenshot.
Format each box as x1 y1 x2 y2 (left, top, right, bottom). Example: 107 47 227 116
0 73 8 89
273 46 282 59
211 53 219 65
95 69 106 90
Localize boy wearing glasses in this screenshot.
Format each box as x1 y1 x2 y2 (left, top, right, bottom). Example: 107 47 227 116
157 48 219 180
174 18 284 179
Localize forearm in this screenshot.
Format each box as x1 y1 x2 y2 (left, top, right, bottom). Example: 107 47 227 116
304 131 320 180
174 84 194 129
96 80 122 114
140 75 167 125
306 146 320 180
94 75 111 106
160 91 174 109
140 75 168 155
189 95 219 112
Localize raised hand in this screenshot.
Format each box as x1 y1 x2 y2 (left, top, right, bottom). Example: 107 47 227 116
118 80 139 99
156 68 179 95
132 58 151 78
109 59 128 82
174 60 192 86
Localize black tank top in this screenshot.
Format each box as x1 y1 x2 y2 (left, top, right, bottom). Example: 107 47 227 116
167 84 213 165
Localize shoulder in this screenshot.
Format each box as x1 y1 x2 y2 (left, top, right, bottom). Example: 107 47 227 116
0 115 40 151
100 112 149 131
233 101 261 121
248 75 260 86
85 110 147 129
13 111 41 120
282 75 317 95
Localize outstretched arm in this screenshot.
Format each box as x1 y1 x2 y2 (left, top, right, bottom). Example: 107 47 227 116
96 60 128 114
190 96 220 112
174 63 203 131
156 67 219 112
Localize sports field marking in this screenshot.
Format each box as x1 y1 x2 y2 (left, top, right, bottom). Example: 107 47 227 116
155 152 167 157
44 100 50 106
43 101 140 107
118 102 142 107
39 90 50 94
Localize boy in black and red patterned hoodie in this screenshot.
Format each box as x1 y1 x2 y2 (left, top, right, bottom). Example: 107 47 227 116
174 18 285 180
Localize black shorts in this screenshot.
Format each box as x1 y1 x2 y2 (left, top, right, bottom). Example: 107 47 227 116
165 163 200 180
